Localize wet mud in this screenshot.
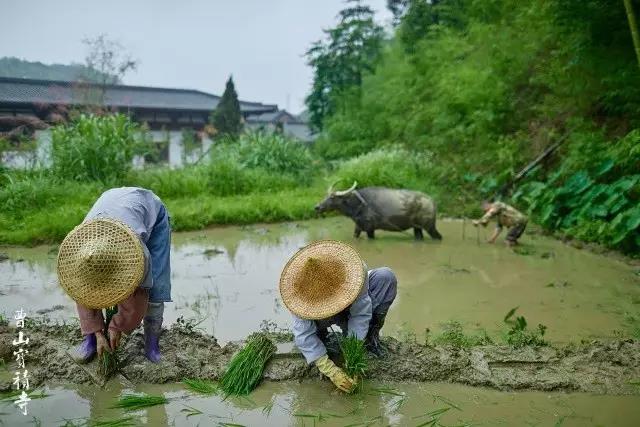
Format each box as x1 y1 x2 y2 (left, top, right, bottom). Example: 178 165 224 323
2 322 638 396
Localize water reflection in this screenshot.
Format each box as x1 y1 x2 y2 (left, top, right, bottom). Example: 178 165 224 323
2 381 640 426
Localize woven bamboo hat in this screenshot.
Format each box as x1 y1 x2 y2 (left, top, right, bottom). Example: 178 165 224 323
57 218 145 309
279 240 366 320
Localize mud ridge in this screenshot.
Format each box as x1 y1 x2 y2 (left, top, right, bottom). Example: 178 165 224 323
1 322 639 395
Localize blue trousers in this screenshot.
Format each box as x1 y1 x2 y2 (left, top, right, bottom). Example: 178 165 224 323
146 205 172 303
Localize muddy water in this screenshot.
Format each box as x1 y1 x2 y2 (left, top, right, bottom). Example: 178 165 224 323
1 218 640 426
1 218 638 343
1 381 639 426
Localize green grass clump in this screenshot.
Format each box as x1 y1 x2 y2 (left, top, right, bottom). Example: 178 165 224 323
503 307 547 348
219 333 276 396
111 393 168 411
183 378 218 394
339 335 367 391
431 321 494 348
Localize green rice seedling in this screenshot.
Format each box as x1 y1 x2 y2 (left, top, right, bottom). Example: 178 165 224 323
261 400 274 417
293 412 345 423
429 394 462 411
412 407 451 426
0 389 49 402
343 415 383 427
183 378 218 394
97 306 119 379
369 387 406 413
111 393 168 411
219 333 276 396
180 405 204 418
338 335 367 390
368 387 404 397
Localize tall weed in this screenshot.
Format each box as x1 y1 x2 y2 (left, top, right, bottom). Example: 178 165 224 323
51 114 147 183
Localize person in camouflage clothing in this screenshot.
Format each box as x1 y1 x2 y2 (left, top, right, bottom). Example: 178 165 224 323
472 201 528 246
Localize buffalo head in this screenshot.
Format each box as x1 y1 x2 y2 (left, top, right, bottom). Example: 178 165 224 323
315 181 358 214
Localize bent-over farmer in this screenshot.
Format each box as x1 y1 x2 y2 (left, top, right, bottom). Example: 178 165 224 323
472 200 528 246
279 240 397 393
57 187 171 363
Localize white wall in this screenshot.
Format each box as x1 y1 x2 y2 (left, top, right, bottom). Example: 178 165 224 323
1 130 51 169
0 129 214 170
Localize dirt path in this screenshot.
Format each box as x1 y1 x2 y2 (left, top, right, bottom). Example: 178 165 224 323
1 322 638 395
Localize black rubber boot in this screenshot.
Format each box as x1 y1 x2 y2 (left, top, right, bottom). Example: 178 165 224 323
365 311 387 357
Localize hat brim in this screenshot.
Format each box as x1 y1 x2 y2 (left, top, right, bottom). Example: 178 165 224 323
279 240 366 320
57 218 145 309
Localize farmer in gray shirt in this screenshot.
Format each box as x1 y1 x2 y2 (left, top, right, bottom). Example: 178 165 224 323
58 187 171 364
279 240 397 393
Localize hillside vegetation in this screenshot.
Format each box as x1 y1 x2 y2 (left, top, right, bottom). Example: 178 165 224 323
0 56 117 82
309 0 640 253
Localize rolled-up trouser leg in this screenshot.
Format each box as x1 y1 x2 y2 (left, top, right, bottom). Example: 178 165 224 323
365 267 397 356
144 302 164 333
506 221 527 243
144 302 164 362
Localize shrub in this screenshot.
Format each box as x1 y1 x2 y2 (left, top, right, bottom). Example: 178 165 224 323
515 129 640 252
233 131 317 181
330 147 434 191
127 158 301 200
51 114 146 183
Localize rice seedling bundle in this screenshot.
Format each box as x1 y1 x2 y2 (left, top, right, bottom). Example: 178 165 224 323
339 335 368 390
111 393 168 411
183 378 218 394
219 333 276 396
98 306 119 379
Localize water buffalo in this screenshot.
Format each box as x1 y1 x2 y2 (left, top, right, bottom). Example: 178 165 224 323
315 181 442 240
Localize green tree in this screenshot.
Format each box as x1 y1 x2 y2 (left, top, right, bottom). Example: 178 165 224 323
211 76 242 137
305 0 384 131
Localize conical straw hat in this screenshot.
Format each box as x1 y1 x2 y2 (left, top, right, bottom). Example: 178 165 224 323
57 218 145 309
279 240 366 320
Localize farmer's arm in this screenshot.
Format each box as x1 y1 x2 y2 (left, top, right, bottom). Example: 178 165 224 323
347 283 373 340
294 315 357 393
488 225 502 243
76 304 104 335
479 205 500 225
292 316 327 364
109 288 149 334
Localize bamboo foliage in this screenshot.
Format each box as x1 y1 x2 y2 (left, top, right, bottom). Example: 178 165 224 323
624 0 640 69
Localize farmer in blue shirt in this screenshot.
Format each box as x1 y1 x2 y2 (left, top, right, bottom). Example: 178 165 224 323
279 240 397 393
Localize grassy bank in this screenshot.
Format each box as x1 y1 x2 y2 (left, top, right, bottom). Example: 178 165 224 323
2 122 476 245
0 148 475 245
0 183 327 245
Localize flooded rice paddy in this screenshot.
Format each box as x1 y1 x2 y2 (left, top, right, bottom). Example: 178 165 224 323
1 217 640 425
2 217 638 343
